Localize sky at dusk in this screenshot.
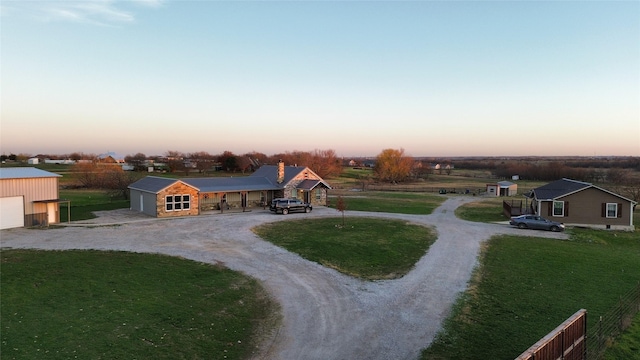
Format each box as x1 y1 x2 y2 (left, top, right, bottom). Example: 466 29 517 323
1 0 639 158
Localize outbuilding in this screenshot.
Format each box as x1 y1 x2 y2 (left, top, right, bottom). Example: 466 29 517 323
486 181 518 197
0 167 64 229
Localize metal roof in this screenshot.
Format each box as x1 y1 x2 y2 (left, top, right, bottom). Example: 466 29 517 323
128 164 332 194
250 164 308 187
182 177 278 192
0 167 62 180
497 181 515 187
128 176 182 193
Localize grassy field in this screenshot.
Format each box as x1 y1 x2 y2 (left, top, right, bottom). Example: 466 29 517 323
1 250 278 360
454 197 508 223
59 190 129 221
6 166 638 358
253 217 437 280
602 311 640 360
327 191 445 215
421 230 640 359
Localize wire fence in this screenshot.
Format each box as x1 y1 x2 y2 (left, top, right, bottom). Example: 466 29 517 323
514 281 640 360
586 281 640 360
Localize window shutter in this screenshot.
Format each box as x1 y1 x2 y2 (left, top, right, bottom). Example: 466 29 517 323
601 203 606 217
617 203 623 218
565 202 569 217
547 202 552 216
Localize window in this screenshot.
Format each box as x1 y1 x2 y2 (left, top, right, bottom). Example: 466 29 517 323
315 188 322 200
166 194 190 212
606 203 618 218
553 201 564 217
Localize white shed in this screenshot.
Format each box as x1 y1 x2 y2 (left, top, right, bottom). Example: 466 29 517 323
486 181 518 197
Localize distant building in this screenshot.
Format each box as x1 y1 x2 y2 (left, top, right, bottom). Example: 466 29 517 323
486 181 517 197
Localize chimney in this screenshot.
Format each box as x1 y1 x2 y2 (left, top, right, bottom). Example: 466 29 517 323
277 159 285 183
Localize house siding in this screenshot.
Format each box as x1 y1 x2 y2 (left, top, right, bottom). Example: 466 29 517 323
156 183 199 218
545 187 633 229
0 177 59 226
129 189 158 217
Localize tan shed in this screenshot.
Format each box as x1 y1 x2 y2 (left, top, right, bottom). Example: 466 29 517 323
0 167 63 228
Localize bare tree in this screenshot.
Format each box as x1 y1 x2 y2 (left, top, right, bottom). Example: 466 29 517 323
164 150 185 173
218 151 237 172
125 153 147 171
189 151 215 175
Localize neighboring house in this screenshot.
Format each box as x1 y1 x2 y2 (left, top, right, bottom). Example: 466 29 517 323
0 167 65 229
527 178 636 231
128 161 331 218
486 181 518 197
97 152 125 164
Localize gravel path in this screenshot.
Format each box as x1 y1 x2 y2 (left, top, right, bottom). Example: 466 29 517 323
0 197 567 360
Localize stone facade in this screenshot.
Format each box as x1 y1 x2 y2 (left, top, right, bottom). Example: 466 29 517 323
156 182 199 218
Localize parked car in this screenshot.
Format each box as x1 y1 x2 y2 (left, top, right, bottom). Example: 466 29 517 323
509 215 565 232
270 198 312 215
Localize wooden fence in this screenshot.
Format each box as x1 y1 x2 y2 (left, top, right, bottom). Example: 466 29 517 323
515 309 587 360
503 200 526 218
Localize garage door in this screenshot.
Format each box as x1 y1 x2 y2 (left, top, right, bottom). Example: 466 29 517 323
1 196 25 229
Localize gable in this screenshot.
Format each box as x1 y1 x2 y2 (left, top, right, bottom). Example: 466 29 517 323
251 165 324 187
297 179 332 190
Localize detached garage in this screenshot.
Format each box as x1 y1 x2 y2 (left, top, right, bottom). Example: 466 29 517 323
0 167 63 229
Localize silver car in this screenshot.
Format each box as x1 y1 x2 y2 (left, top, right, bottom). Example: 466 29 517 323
509 215 565 232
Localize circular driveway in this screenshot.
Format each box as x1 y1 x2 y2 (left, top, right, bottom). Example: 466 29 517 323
0 197 567 360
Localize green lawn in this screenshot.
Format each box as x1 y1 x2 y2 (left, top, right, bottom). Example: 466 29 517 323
1 250 278 360
253 217 437 280
328 191 445 215
603 311 640 360
421 230 640 359
454 197 509 223
59 190 129 221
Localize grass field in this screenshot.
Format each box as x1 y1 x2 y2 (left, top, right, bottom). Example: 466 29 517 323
454 197 508 223
1 250 278 360
5 166 638 358
253 217 437 280
421 229 640 359
328 191 445 215
59 190 129 221
602 311 640 360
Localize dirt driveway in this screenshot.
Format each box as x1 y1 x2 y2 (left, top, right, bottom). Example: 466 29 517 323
0 197 567 360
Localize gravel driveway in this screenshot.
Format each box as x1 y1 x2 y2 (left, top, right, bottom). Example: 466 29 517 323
0 197 567 360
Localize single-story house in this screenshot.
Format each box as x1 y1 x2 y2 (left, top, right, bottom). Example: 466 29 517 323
486 181 518 197
527 178 637 231
128 161 332 218
0 167 66 229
